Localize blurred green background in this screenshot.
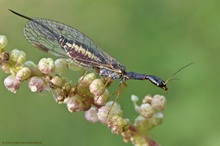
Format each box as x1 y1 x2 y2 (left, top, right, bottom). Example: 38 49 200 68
0 0 220 146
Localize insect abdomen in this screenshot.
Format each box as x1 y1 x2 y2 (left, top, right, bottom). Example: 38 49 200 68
59 36 104 68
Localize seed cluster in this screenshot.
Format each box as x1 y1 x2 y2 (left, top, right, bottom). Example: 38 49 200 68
0 35 167 146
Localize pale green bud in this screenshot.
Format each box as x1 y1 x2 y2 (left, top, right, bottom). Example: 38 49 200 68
55 58 68 74
0 35 8 49
24 61 42 76
10 49 26 64
16 67 31 81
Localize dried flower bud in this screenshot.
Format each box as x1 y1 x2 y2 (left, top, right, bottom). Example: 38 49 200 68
108 114 129 134
64 95 84 112
10 49 26 64
38 58 55 74
28 76 45 92
139 103 154 119
151 94 166 111
97 106 112 124
89 79 105 96
55 58 68 74
16 67 31 81
85 107 98 123
0 62 11 73
142 94 153 104
82 100 92 111
53 88 66 104
0 35 8 49
106 101 123 116
67 86 77 97
4 75 21 93
1 52 9 61
61 81 71 93
78 73 96 88
122 129 132 143
50 75 63 87
94 89 109 106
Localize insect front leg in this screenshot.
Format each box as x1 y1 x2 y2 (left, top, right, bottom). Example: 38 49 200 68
72 70 88 95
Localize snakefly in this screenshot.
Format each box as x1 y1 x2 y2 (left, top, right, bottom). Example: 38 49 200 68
9 9 192 110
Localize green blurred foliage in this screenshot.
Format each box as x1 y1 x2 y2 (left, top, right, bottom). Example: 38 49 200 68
0 0 220 146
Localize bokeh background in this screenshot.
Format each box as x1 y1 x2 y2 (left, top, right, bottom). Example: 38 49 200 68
0 0 220 146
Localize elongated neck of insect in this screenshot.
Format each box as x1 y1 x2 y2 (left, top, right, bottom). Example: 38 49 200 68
125 71 149 80
125 71 163 83
125 71 167 90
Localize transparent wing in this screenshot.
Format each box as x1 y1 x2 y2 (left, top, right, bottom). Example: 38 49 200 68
24 18 68 58
24 18 120 66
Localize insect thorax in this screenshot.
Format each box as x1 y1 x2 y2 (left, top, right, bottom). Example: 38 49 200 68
99 68 121 79
99 63 126 80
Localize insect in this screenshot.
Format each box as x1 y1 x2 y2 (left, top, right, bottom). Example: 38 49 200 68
9 9 191 109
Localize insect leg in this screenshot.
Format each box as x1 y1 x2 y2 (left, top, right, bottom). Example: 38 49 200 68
73 70 88 94
95 77 112 103
107 82 127 116
110 81 127 97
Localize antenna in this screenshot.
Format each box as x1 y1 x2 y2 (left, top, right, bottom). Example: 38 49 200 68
165 62 194 84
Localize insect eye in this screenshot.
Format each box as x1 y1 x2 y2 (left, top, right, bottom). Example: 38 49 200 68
160 82 168 91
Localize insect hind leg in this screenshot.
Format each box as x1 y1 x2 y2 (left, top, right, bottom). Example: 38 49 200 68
107 82 127 116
